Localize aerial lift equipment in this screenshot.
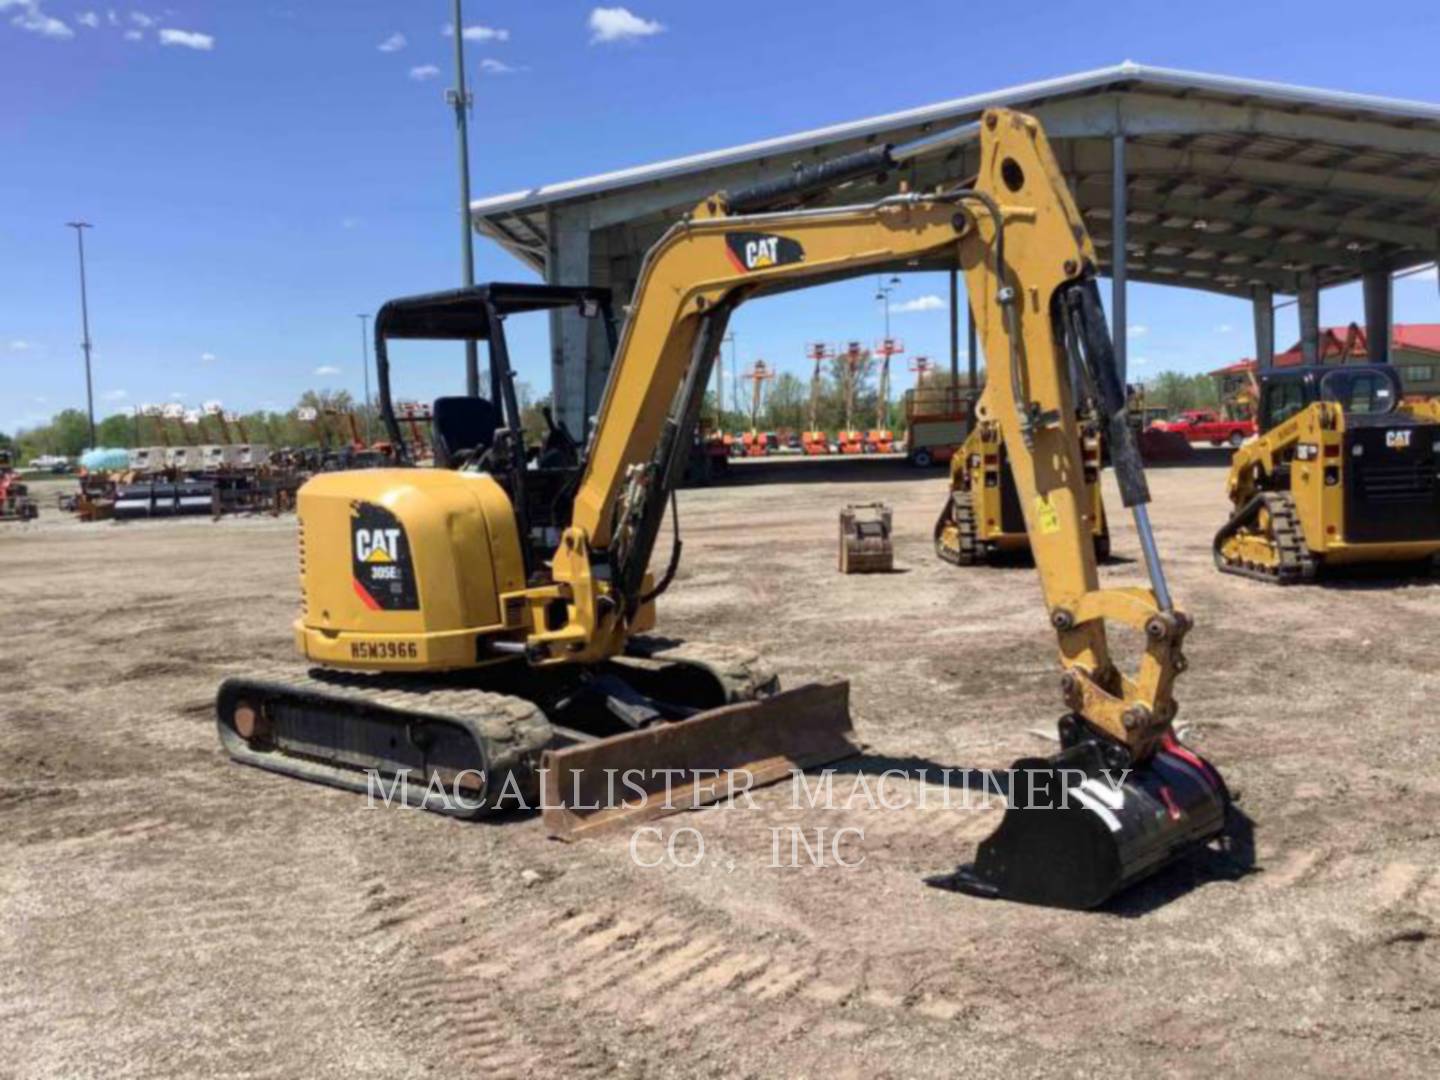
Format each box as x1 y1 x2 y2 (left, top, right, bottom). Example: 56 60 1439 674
935 417 1109 564
866 337 902 453
218 109 1227 909
1214 362 1440 582
802 342 832 454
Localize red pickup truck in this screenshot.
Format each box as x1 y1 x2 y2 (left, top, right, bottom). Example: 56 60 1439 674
1152 409 1255 447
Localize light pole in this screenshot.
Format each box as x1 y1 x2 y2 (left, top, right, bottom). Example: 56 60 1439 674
357 313 373 442
66 221 97 450
874 274 901 342
723 331 738 431
448 0 480 397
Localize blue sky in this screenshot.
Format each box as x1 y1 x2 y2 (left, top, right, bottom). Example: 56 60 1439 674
4 0 1440 435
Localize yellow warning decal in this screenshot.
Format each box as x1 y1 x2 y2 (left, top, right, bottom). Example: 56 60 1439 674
1035 494 1061 534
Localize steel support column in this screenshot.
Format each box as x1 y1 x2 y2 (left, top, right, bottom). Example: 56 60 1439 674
1111 133 1128 385
547 205 598 436
1298 278 1321 365
1252 286 1275 371
1362 269 1392 364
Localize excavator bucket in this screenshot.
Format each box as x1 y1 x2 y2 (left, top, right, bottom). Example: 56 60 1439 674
839 502 894 573
542 679 857 840
929 738 1228 909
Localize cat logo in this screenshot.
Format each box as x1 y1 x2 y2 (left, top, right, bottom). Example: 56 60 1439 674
350 502 419 611
724 231 805 274
356 527 403 563
1386 429 1413 449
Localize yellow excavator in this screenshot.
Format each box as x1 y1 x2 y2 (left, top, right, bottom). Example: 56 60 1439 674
1215 363 1440 582
217 109 1228 909
935 417 1109 564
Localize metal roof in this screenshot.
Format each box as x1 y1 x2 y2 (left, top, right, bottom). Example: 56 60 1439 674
471 63 1440 299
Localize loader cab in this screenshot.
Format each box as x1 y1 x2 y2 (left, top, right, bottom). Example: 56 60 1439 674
1258 364 1400 432
372 282 618 569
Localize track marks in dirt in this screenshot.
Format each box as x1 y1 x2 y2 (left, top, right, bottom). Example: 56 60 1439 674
348 863 975 1079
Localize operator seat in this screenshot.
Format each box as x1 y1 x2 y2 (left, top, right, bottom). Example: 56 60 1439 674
432 396 500 468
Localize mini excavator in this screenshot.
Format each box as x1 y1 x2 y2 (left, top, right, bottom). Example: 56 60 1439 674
935 416 1109 565
1215 362 1440 582
218 109 1228 909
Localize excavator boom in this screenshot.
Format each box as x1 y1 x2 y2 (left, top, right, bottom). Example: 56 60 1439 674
535 108 1227 906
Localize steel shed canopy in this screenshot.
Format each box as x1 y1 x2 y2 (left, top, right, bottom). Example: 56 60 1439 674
471 61 1440 299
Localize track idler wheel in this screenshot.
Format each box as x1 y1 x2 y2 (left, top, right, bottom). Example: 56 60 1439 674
928 731 1228 910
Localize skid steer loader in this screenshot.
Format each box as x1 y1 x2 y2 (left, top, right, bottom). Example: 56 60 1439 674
217 109 1228 909
1214 363 1440 582
935 417 1109 564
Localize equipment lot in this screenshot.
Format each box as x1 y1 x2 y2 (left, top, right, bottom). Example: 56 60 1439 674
3 461 1439 1078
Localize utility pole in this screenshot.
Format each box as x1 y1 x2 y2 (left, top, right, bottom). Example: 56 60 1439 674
448 0 480 396
66 221 96 450
357 313 373 442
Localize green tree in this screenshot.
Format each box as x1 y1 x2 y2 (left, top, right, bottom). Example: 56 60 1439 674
765 372 807 432
1145 371 1220 413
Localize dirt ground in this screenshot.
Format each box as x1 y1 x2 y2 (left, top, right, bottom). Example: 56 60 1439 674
3 460 1440 1079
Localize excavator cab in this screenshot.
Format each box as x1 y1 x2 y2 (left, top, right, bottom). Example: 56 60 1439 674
373 282 615 561
1216 362 1440 581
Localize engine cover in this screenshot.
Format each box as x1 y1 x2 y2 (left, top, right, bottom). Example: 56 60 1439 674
294 469 525 671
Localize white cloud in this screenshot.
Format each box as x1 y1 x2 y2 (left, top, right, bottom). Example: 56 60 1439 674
122 27 140 40
314 365 341 376
1215 323 1234 334
8 340 30 351
106 8 117 26
479 58 518 74
169 391 184 400
443 22 509 42
1132 355 1152 366
588 6 663 43
101 388 128 401
377 31 405 52
9 3 75 39
892 294 944 314
76 10 99 28
340 217 360 230
1128 324 1148 337
409 64 440 81
200 351 217 362
158 27 213 50
128 11 153 27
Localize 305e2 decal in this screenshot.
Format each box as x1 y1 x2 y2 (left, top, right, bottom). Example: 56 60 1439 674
350 502 419 611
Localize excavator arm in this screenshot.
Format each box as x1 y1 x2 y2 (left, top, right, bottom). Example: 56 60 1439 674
535 109 1188 767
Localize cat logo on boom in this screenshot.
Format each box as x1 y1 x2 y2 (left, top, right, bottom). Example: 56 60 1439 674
724 232 805 274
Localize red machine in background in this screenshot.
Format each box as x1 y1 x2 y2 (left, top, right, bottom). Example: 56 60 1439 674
0 449 38 522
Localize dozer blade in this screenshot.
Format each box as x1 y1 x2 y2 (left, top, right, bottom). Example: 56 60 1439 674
929 738 1228 910
542 679 857 840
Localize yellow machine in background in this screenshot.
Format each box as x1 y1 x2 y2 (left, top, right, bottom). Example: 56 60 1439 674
218 109 1228 909
936 418 1108 564
1215 363 1440 583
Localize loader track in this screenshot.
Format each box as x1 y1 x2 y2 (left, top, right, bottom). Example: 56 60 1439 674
1214 491 1317 585
216 665 555 817
933 489 979 566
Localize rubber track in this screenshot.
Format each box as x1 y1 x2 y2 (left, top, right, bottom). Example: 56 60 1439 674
219 664 555 812
1214 491 1317 585
933 489 978 566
